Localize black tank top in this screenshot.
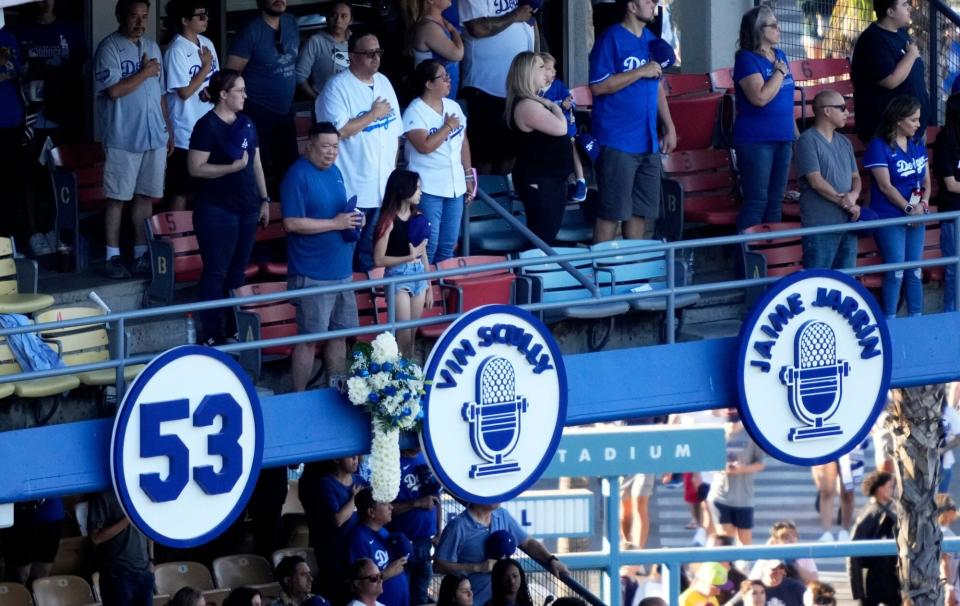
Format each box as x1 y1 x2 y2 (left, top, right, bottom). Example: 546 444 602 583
385 216 411 257
510 98 575 178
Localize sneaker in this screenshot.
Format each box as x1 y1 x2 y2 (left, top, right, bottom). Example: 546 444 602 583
29 233 54 256
131 254 151 276
818 530 834 542
104 255 131 279
570 179 587 202
837 529 850 542
45 230 67 252
692 527 707 546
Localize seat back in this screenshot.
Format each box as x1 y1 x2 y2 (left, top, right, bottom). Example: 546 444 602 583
663 73 712 98
569 85 592 109
0 237 22 297
354 272 384 340
590 240 669 295
742 223 804 278
154 562 215 595
437 256 516 312
518 247 596 304
212 554 274 589
31 576 95 606
789 57 851 82
48 143 106 210
147 211 203 282
662 149 737 195
255 202 286 242
666 92 723 151
0 583 35 606
437 256 511 281
709 67 735 91
271 548 319 576
34 307 111 368
49 537 93 577
233 282 297 354
922 220 944 282
856 234 884 288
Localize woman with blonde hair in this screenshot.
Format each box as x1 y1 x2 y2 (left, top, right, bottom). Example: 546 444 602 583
505 51 573 244
407 0 463 98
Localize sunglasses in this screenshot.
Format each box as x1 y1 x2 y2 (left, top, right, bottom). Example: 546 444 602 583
820 104 848 112
352 48 385 58
191 11 209 19
357 574 383 583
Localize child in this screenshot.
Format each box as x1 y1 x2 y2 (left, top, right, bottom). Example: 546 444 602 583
373 169 433 358
538 52 587 202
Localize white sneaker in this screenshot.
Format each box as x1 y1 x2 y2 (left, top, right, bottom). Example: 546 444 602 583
837 529 850 542
29 232 54 256
818 530 834 542
692 527 707 546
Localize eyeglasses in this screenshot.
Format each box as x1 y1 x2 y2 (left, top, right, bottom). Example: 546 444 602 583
352 48 385 58
818 104 849 112
431 72 451 82
762 22 780 29
356 574 383 583
191 11 209 19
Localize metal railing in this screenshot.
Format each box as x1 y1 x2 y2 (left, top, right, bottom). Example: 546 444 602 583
0 211 958 398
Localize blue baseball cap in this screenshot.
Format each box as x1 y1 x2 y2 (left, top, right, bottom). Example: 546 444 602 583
484 529 517 560
408 213 431 247
340 196 362 243
227 116 255 161
386 532 414 560
575 132 600 163
650 38 676 70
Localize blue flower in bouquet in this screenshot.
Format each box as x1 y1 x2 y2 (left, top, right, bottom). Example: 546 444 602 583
368 393 380 403
382 362 394 372
370 362 381 373
384 385 397 396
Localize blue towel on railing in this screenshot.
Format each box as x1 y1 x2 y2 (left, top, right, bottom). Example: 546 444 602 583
0 314 64 372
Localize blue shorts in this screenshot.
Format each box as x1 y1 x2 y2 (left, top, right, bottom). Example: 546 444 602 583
708 500 755 530
385 259 428 296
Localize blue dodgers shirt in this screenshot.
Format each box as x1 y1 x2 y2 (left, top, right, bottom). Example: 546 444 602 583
589 24 660 154
228 13 298 114
280 157 354 281
732 48 795 144
863 136 928 219
345 524 410 606
386 452 440 541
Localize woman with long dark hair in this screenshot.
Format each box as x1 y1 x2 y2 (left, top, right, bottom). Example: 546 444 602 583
863 95 929 318
505 51 573 245
437 575 473 606
403 59 472 264
732 5 796 231
187 68 270 345
933 93 960 312
373 169 432 358
484 559 532 606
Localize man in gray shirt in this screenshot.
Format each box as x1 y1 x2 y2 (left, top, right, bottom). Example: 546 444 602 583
795 89 862 269
706 417 765 545
88 490 153 606
94 0 172 279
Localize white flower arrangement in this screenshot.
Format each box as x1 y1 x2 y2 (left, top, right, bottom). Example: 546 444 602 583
346 333 425 502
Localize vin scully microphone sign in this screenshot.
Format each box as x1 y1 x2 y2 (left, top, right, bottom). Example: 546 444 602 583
737 270 892 466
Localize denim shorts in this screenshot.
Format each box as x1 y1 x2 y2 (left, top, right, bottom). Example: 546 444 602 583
385 260 428 296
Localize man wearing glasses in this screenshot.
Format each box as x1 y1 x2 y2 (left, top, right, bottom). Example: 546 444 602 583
795 89 862 271
226 0 299 188
163 0 218 212
317 32 402 271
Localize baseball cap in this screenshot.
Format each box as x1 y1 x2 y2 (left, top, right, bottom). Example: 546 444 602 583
650 38 676 70
227 115 254 160
484 529 517 560
408 213 431 247
575 132 600 163
385 532 414 560
340 195 362 243
757 559 787 575
694 562 733 590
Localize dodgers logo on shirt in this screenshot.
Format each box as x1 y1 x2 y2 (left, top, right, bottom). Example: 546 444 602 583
622 56 645 71
737 270 891 466
421 305 567 504
111 346 264 547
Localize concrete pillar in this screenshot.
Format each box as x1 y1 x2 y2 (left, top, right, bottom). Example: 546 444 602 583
563 0 591 87
673 0 752 73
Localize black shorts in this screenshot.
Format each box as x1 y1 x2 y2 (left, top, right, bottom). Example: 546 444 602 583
597 146 662 221
0 516 61 565
462 87 515 167
164 147 194 198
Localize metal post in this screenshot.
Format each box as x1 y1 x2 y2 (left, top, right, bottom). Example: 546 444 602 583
114 318 126 398
666 248 676 344
605 477 621 606
930 5 939 124
668 561 682 606
461 200 471 257
387 282 397 332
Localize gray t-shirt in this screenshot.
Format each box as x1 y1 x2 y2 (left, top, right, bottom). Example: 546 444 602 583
87 491 150 575
94 32 167 152
795 127 858 227
708 429 764 508
295 30 349 93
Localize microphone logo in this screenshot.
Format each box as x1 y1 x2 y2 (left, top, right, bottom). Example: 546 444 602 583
461 356 528 478
779 320 848 441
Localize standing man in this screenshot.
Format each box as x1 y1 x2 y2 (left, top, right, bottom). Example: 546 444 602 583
163 0 218 211
226 0 299 189
589 0 676 243
344 488 410 606
317 32 401 271
851 0 929 143
280 121 362 393
459 0 534 175
94 0 172 279
87 490 154 606
795 90 862 270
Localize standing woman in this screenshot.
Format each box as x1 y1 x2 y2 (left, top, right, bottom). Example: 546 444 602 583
505 51 573 245
403 59 473 264
733 5 796 232
409 0 463 98
296 1 352 101
188 69 270 345
863 95 929 318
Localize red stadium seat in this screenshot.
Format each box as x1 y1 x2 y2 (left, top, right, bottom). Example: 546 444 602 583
663 73 712 98
667 92 723 151
233 282 298 378
661 149 739 227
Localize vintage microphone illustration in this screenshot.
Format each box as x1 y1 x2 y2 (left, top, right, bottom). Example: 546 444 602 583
779 320 847 441
462 356 528 478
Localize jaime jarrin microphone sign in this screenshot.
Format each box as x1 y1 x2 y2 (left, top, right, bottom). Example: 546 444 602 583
736 270 892 466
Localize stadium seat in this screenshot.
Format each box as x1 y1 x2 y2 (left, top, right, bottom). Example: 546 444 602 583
0 337 79 400
666 92 723 151
741 222 804 307
555 204 593 244
0 237 55 314
569 85 592 109
270 547 319 576
46 143 108 272
233 282 297 378
437 255 519 313
469 176 528 253
49 537 93 577
34 307 145 387
0 583 35 606
855 235 885 289
153 562 215 596
708 67 735 91
354 272 386 343
144 211 258 306
31 576 96 606
789 58 854 130
663 73 712 98
212 554 275 591
295 113 313 155
922 218 944 283
661 149 739 227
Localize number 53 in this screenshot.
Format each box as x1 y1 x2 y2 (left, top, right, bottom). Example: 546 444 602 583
139 394 244 503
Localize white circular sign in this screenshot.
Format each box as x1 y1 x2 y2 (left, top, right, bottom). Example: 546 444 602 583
737 270 891 465
111 346 263 547
421 305 567 504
